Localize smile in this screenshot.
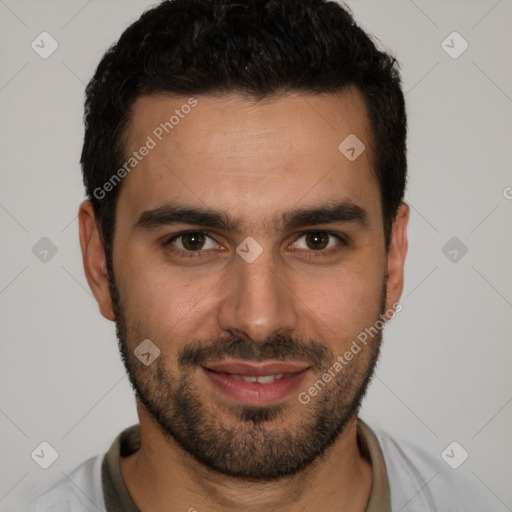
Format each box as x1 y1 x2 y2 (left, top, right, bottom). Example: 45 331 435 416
227 373 287 383
200 361 310 406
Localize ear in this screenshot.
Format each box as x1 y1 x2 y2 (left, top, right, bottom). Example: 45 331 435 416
384 202 409 318
78 200 115 321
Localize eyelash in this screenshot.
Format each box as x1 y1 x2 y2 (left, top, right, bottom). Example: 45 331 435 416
163 230 347 258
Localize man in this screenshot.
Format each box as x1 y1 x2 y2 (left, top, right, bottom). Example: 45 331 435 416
24 0 496 511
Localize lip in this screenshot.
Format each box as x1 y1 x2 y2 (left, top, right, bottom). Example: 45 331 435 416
202 360 310 376
201 360 310 406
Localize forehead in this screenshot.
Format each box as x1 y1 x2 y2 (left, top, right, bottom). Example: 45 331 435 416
118 88 381 231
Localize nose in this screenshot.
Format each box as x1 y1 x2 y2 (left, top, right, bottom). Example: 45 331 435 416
217 248 300 343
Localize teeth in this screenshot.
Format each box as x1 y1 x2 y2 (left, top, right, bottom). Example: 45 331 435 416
229 373 285 383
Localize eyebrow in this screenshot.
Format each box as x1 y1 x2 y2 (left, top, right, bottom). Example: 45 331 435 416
134 200 369 233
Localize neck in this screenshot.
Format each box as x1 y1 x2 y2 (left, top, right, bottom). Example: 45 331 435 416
120 405 373 512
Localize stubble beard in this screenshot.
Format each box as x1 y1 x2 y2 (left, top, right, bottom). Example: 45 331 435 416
109 274 386 481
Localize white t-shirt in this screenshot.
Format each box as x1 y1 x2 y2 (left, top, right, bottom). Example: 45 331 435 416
4 419 504 512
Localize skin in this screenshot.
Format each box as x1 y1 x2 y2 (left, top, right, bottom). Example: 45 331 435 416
79 87 409 511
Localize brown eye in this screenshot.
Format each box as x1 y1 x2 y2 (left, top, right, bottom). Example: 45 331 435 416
304 232 330 250
180 232 206 251
165 231 223 258
291 231 344 255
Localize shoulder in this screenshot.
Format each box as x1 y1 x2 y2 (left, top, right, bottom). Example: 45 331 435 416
372 426 504 512
25 455 105 512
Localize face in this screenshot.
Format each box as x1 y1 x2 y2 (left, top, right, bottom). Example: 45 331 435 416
82 88 408 481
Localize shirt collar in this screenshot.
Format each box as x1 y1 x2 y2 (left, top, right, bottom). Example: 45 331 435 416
102 418 391 511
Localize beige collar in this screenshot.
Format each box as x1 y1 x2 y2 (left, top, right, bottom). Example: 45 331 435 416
101 418 390 511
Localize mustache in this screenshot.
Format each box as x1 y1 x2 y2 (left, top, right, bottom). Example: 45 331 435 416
178 333 333 372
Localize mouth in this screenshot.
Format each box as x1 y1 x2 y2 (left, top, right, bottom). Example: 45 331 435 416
200 360 311 406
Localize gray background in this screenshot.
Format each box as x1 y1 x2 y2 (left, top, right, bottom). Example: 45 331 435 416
1 0 511 509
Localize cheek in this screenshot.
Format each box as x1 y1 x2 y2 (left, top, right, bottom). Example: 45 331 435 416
296 262 384 343
114 252 220 340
